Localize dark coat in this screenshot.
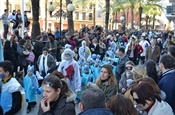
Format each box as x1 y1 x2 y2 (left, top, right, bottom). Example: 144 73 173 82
78 108 113 115
158 69 175 112
33 40 44 61
116 55 129 78
89 43 100 54
38 95 75 115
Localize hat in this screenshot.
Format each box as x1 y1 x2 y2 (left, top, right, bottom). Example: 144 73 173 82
42 47 48 52
63 48 75 57
141 33 147 37
91 54 97 59
64 44 72 49
27 65 34 72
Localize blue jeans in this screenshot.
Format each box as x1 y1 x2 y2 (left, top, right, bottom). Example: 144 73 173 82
3 24 9 39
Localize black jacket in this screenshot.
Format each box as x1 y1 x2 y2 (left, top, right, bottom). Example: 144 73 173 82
38 95 75 115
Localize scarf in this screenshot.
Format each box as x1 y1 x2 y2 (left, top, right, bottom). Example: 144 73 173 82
39 54 48 74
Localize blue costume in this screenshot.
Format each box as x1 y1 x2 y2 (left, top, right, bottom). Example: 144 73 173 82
24 65 38 103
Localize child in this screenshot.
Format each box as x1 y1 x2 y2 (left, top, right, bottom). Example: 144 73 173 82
24 65 39 113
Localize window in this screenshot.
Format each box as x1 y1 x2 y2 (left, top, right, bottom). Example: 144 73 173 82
75 12 79 20
82 12 86 20
89 13 92 20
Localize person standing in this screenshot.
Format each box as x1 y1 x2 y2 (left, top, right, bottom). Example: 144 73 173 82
1 9 9 39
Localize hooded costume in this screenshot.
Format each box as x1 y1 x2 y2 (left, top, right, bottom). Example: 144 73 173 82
78 41 91 62
58 49 81 92
24 65 39 103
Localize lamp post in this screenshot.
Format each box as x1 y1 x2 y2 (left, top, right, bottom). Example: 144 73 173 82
48 1 75 37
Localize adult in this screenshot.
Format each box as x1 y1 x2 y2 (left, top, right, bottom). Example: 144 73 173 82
37 47 56 80
107 94 138 115
78 88 113 115
145 38 160 63
116 47 129 83
89 38 100 54
96 64 117 102
158 54 175 112
119 61 134 93
38 75 75 115
1 9 9 39
45 36 57 59
0 61 22 115
131 82 173 115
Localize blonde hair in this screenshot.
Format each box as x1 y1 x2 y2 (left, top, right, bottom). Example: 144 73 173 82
132 65 147 82
96 65 117 88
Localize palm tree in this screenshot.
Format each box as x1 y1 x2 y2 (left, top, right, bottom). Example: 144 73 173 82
6 0 9 10
31 0 40 40
105 0 110 32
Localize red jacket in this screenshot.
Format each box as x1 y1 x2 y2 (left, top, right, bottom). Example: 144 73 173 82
136 44 143 55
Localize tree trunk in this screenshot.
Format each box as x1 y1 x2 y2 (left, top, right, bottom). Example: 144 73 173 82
105 0 110 32
6 0 9 10
152 14 156 29
45 0 47 30
66 0 74 35
131 4 134 29
146 15 149 30
31 0 40 40
138 4 143 29
93 4 96 27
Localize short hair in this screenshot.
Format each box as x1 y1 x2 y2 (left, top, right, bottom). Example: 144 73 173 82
0 60 13 75
159 54 175 69
168 45 175 58
80 88 106 110
125 61 134 66
42 47 48 52
19 39 26 45
4 9 8 12
118 47 125 54
107 94 137 115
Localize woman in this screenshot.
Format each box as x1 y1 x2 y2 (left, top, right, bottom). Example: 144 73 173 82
130 82 173 115
139 77 166 100
96 64 117 102
107 94 138 115
119 61 134 93
145 60 159 83
38 75 76 115
124 65 147 102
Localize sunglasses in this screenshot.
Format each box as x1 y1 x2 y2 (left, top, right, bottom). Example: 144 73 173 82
126 66 133 70
43 81 53 87
133 98 141 104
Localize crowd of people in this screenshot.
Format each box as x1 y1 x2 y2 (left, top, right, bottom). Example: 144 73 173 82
0 9 175 114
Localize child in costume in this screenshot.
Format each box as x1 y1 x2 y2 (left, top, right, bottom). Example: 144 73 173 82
24 65 39 113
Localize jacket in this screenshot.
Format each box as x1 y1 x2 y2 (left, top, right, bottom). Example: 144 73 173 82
98 81 117 102
116 55 129 78
145 45 160 63
148 99 173 115
78 108 113 115
38 95 75 115
158 69 175 112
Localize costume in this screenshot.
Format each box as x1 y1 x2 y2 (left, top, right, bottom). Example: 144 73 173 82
58 49 81 92
78 41 91 63
24 65 39 112
0 77 22 114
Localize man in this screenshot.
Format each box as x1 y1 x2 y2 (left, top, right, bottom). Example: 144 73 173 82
78 88 113 115
1 9 9 39
158 54 175 113
0 60 22 115
116 47 129 83
8 10 16 31
139 33 150 64
145 38 160 63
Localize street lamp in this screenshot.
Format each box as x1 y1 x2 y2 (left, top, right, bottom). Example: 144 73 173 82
48 1 75 37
